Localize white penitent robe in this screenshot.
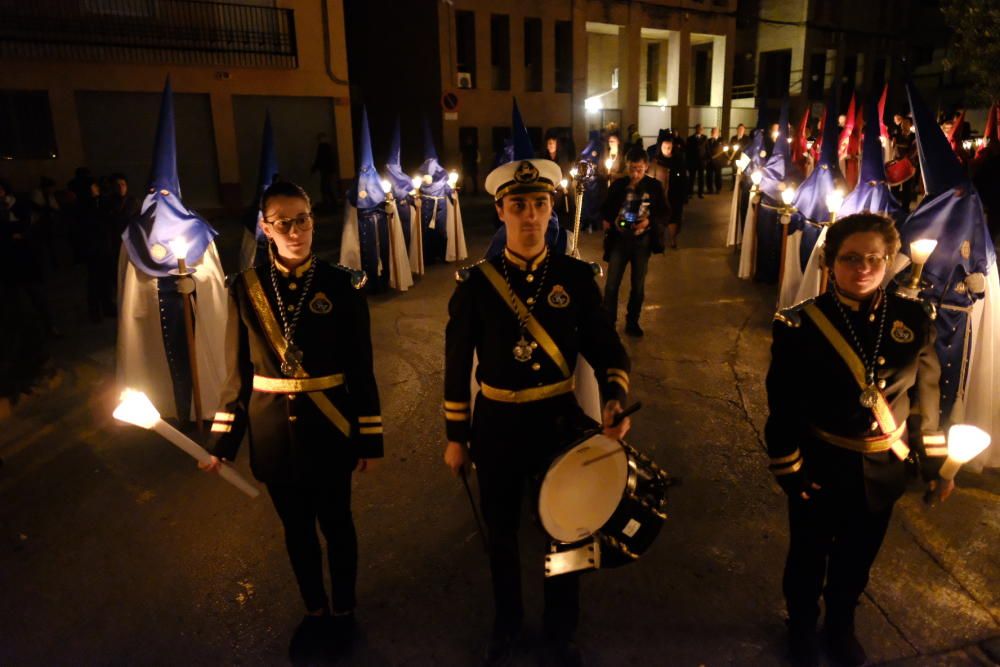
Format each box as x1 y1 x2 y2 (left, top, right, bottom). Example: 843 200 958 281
777 227 805 309
445 194 468 263
793 226 829 305
726 172 744 248
116 243 228 420
339 203 413 291
406 200 425 276
738 193 759 279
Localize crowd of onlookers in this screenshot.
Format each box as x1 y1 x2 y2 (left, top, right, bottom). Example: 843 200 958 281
0 168 139 403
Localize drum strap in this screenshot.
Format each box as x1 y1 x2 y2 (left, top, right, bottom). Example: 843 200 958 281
480 262 571 378
803 303 908 459
243 270 352 438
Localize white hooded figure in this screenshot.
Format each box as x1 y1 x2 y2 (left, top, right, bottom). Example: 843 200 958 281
416 119 467 265
117 78 228 423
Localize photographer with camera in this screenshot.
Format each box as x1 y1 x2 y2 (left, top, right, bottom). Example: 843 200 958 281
600 146 669 337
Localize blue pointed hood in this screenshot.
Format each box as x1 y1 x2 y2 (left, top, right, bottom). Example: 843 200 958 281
907 82 966 197
579 130 602 164
149 76 180 196
818 94 840 167
511 98 534 160
418 117 449 195
351 107 385 210
250 111 280 238
422 117 439 162
493 138 514 169
859 95 886 183
760 99 795 200
384 115 412 198
122 76 217 278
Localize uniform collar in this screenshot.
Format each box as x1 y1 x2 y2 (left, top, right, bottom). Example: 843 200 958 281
834 285 883 313
504 246 547 271
273 254 313 278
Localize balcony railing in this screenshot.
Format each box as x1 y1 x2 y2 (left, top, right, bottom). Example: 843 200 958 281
0 0 297 68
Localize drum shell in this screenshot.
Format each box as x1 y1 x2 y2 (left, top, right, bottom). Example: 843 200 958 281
886 157 916 186
596 447 667 564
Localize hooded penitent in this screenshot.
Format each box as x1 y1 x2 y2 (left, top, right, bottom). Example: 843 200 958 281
839 92 902 222
340 107 412 292
777 95 845 307
384 116 424 276
117 77 228 422
576 129 606 232
895 82 999 466
239 111 279 270
733 95 771 251
485 99 568 260
417 118 467 264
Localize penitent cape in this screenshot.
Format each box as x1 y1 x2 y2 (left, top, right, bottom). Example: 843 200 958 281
117 78 228 422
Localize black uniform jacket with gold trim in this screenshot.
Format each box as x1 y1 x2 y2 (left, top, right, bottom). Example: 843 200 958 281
444 247 630 444
765 288 945 508
210 257 383 483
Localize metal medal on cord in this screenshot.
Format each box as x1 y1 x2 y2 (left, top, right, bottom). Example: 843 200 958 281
500 252 551 363
832 289 888 409
270 255 317 377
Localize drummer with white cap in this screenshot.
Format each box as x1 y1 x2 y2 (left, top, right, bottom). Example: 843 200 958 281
443 153 632 667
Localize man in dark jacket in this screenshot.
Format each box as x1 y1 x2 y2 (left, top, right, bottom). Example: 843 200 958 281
686 124 708 198
601 146 669 336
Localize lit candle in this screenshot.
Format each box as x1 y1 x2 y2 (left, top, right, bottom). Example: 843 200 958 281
910 239 938 265
750 169 763 187
604 157 614 171
380 178 392 195
411 175 422 191
781 187 796 207
559 179 568 190
448 170 460 188
938 424 991 480
825 188 844 218
113 390 260 498
168 236 191 273
569 167 578 178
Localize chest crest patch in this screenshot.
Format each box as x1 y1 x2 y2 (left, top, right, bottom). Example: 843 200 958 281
890 320 915 344
309 292 333 315
547 284 570 308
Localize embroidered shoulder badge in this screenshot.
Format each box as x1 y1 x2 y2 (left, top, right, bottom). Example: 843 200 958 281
891 320 914 343
547 284 570 308
309 292 333 315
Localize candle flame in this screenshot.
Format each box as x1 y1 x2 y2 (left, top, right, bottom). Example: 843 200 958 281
910 239 938 264
168 237 190 262
113 389 161 429
947 424 991 463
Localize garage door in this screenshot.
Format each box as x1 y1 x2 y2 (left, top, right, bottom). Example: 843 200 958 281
75 90 221 209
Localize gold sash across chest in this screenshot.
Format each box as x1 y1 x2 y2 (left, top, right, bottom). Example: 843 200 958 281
243 270 351 438
802 303 910 460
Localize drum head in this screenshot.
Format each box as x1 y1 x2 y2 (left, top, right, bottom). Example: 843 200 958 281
538 434 628 543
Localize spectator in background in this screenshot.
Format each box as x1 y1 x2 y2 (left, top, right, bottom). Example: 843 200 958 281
624 123 643 155
106 173 140 236
706 127 725 194
66 166 94 263
686 124 708 199
311 133 338 212
649 131 687 250
77 178 116 323
603 130 625 183
31 176 64 268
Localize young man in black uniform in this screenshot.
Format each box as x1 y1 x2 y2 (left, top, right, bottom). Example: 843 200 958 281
766 214 953 667
443 156 632 667
201 182 383 659
601 146 669 337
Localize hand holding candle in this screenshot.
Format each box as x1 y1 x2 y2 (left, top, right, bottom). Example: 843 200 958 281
114 390 259 498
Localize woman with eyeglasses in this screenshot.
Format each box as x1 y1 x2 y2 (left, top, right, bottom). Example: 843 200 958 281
199 181 384 661
765 213 953 667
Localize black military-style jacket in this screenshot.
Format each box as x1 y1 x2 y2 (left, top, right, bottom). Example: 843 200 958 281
211 256 383 483
444 247 630 444
765 287 945 509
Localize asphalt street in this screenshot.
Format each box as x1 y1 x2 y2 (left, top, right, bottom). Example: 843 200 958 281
1 191 998 666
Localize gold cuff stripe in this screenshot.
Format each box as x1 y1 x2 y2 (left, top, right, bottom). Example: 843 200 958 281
608 376 629 392
923 434 946 445
480 377 575 403
358 416 382 424
607 368 629 380
770 450 802 465
211 423 232 433
444 410 470 421
252 374 344 393
772 459 804 475
359 426 384 435
443 400 470 410
213 412 235 423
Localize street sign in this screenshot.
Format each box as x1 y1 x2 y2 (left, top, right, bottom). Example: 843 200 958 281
441 91 460 113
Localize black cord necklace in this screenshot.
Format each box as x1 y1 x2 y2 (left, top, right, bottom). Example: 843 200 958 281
269 255 316 376
499 249 550 363
832 288 888 408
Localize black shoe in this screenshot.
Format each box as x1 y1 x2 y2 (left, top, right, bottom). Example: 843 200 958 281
825 624 866 666
624 322 644 337
483 627 519 667
288 614 333 664
787 619 820 667
330 611 357 656
540 639 583 667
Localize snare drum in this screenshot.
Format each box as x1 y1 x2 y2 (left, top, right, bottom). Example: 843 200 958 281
538 433 671 577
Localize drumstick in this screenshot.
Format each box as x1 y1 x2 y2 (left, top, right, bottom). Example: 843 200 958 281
459 467 489 553
610 401 642 427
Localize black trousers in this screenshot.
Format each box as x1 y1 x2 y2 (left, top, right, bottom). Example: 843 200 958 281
706 163 722 193
268 468 358 614
603 233 652 326
783 469 893 625
688 165 705 196
471 395 596 641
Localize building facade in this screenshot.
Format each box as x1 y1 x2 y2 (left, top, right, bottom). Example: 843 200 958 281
430 0 737 185
0 0 354 210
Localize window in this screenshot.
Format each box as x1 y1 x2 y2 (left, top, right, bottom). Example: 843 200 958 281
646 42 661 102
492 126 511 157
690 45 712 106
807 52 826 100
554 21 573 93
524 18 542 92
456 11 476 89
758 49 792 101
0 91 58 159
490 14 511 91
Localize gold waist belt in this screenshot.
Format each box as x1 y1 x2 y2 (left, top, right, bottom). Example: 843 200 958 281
480 377 575 403
810 422 909 458
253 373 344 394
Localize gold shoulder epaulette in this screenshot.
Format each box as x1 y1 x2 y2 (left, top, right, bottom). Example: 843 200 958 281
455 259 486 283
332 263 368 290
774 298 814 328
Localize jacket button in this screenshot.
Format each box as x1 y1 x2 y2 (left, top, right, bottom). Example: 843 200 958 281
877 356 885 366
531 363 541 371
526 274 535 283
288 394 296 400
871 422 879 431
289 415 298 422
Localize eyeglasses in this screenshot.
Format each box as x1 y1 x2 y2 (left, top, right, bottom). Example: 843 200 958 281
265 212 314 235
836 253 888 269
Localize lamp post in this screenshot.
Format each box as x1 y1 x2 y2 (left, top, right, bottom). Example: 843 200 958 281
776 185 798 291
167 236 203 434
114 389 259 497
